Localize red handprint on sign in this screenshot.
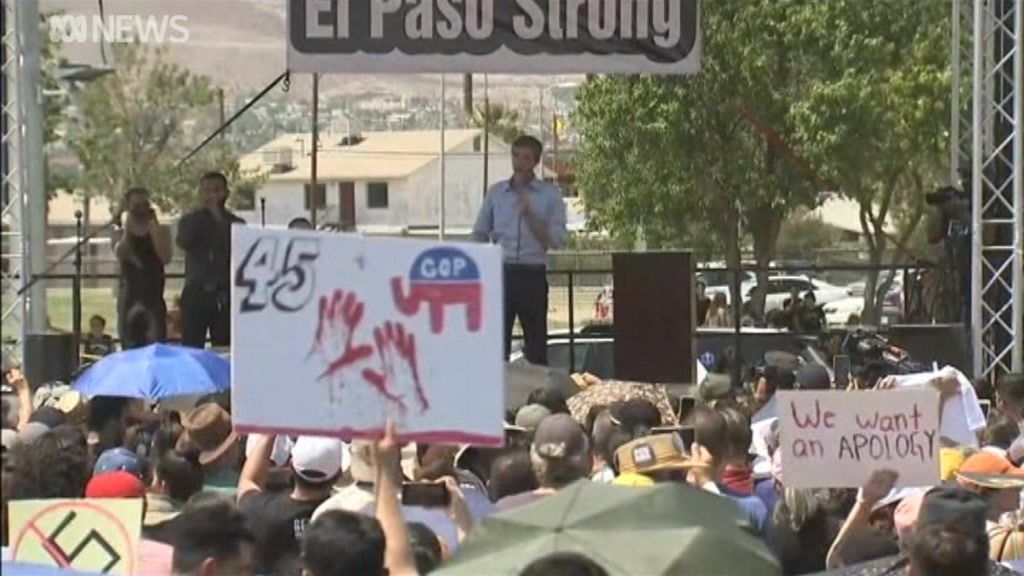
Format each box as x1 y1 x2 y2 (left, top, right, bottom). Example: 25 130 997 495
362 322 430 414
309 291 374 390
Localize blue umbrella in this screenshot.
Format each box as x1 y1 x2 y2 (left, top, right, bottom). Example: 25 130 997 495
1 563 104 576
73 344 230 400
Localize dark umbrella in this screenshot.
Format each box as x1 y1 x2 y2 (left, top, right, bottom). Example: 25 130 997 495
434 481 780 576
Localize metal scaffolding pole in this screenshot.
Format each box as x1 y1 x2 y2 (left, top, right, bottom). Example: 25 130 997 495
19 0 46 335
971 0 1022 380
1 0 46 362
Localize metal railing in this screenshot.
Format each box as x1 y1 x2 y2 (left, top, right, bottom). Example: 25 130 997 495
5 261 958 374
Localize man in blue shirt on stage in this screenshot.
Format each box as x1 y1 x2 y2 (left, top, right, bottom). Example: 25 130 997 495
473 135 567 366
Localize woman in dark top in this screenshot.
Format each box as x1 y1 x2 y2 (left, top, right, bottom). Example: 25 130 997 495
766 488 840 575
115 188 171 349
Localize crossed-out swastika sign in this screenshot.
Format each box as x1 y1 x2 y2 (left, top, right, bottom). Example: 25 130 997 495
9 499 141 575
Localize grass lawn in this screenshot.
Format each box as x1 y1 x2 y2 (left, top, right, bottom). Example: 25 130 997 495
2 283 602 342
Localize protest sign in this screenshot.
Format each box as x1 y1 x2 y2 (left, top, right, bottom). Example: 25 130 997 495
778 390 940 488
287 0 701 74
9 499 142 575
231 227 505 445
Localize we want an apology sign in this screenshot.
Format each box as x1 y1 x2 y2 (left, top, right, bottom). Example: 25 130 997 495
778 390 940 488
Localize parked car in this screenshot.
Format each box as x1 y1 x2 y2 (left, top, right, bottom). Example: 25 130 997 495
696 269 757 304
744 275 852 313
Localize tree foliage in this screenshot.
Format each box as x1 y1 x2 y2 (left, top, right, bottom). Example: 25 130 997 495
789 0 950 321
574 1 821 311
471 102 523 144
66 42 261 217
574 0 950 321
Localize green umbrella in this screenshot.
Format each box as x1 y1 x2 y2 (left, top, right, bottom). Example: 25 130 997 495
435 481 780 576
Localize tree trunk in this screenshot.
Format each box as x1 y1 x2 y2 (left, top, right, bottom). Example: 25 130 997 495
463 74 473 121
725 208 742 323
747 206 783 321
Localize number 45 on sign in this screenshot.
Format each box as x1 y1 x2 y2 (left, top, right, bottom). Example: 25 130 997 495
236 237 320 313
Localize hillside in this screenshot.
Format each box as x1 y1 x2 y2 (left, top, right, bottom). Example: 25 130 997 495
42 0 582 100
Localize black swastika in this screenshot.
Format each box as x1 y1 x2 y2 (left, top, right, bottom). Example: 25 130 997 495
46 510 122 573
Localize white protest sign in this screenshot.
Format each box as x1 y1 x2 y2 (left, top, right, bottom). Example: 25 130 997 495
778 390 940 488
231 227 504 445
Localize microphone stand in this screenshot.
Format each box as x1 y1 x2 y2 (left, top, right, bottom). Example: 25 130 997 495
72 211 84 368
14 208 120 344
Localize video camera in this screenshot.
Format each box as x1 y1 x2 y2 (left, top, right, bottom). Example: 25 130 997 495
840 329 925 375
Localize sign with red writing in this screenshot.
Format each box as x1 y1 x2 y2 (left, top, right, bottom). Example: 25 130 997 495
231 227 505 446
778 390 941 488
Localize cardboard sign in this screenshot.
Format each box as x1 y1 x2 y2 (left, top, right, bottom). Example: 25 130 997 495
778 390 941 488
231 228 505 445
9 499 142 575
287 0 701 74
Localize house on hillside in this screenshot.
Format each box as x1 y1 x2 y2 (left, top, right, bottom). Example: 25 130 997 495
242 128 530 236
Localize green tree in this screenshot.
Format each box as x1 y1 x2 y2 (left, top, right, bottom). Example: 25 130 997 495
41 12 72 198
574 1 820 313
471 102 523 144
66 42 260 221
776 213 839 259
790 0 950 322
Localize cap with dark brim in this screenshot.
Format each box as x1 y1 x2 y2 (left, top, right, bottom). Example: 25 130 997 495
956 471 1024 489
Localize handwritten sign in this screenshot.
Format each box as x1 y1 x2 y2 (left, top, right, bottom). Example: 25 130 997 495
231 227 505 446
778 390 940 488
9 499 142 575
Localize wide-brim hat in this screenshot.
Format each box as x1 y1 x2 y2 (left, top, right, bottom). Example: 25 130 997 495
176 403 238 466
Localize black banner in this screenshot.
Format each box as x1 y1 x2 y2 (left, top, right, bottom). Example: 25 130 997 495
288 0 700 74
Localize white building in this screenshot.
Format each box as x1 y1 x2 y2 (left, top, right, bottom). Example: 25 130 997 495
242 129 522 236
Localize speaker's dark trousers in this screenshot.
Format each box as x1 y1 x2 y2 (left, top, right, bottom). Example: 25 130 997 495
504 264 548 366
181 284 231 348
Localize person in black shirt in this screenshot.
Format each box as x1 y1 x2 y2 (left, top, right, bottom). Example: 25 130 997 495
176 172 245 348
82 314 116 359
115 188 171 349
238 435 343 576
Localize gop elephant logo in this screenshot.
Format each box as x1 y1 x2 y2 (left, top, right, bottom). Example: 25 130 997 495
391 247 483 335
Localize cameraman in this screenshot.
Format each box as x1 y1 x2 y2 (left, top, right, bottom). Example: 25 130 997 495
114 187 171 349
926 184 972 324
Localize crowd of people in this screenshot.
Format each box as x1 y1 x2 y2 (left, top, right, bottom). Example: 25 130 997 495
2 337 1023 575
1 136 1020 575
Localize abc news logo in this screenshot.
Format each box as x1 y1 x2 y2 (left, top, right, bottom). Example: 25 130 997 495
48 15 190 44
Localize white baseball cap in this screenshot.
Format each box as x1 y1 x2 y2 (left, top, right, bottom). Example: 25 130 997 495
291 436 347 483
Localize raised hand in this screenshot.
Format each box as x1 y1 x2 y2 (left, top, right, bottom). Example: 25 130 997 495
309 290 374 383
859 469 899 506
362 322 430 414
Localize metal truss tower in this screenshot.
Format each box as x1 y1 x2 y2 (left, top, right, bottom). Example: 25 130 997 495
2 0 46 364
967 0 1023 380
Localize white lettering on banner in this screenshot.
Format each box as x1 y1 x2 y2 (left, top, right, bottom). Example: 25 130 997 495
465 0 494 39
371 0 402 38
778 390 941 489
418 256 468 280
289 0 700 74
406 0 434 40
436 0 463 40
306 0 333 38
588 0 616 41
651 0 680 48
512 0 546 39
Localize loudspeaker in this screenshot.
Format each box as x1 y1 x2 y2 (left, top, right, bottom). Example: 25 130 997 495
23 333 77 388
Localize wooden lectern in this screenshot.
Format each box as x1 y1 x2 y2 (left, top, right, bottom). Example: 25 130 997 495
612 252 695 383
